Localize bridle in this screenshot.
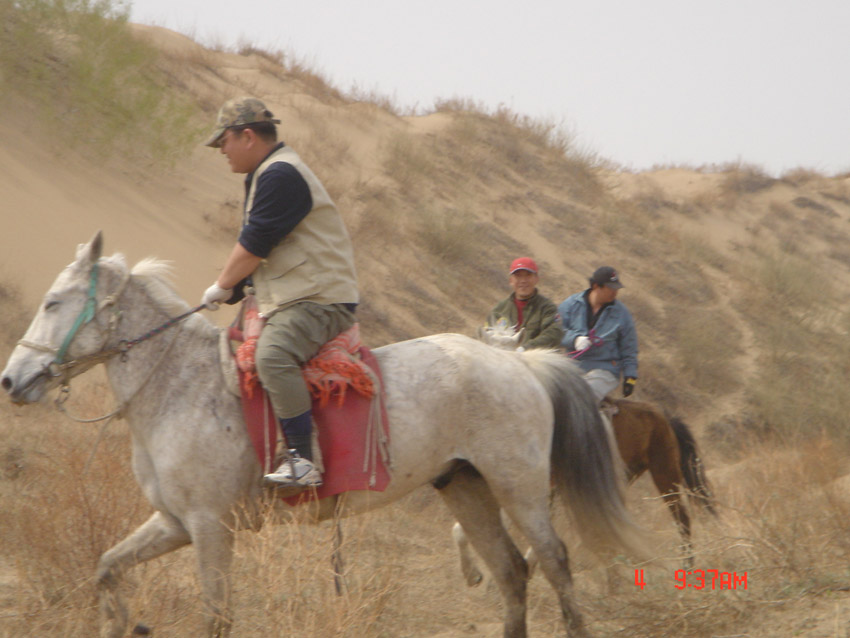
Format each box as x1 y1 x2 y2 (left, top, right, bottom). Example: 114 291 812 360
16 261 205 409
18 262 128 375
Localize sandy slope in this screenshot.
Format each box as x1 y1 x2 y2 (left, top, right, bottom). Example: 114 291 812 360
5 22 850 638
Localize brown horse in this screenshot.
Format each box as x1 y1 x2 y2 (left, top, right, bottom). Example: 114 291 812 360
453 397 716 584
607 399 716 551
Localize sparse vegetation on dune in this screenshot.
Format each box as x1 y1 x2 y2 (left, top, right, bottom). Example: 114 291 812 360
5 1 850 636
1 0 201 165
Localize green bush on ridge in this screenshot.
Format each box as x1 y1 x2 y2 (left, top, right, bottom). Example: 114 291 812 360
0 0 200 164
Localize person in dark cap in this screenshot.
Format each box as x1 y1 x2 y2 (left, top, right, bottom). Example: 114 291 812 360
485 257 563 350
558 266 638 402
199 96 359 493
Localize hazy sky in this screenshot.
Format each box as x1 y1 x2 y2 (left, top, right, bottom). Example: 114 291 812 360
129 1 850 176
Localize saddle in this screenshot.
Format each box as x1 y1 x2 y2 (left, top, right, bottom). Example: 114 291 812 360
220 298 391 503
600 397 620 420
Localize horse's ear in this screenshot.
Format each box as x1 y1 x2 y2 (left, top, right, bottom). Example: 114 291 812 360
76 230 103 265
514 327 526 344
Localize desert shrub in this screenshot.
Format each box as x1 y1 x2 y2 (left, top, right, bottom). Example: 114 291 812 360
0 384 150 636
348 181 402 244
598 437 850 637
650 260 715 305
667 307 740 394
414 204 478 264
0 0 200 164
627 189 679 218
828 243 850 268
819 185 850 205
735 246 850 440
780 167 824 186
764 200 796 224
679 232 727 271
747 357 850 444
236 41 284 66
226 511 400 638
791 196 837 217
436 98 604 200
279 49 345 105
381 131 436 190
719 162 776 197
746 249 825 330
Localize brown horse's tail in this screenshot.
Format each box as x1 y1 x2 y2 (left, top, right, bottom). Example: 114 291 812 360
669 417 717 516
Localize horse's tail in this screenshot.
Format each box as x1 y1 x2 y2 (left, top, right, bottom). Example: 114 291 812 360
670 417 718 516
522 351 655 560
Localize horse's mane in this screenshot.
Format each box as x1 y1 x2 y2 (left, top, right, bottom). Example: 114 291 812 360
127 256 191 316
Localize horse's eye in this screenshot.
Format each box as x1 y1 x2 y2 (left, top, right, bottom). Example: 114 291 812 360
44 300 60 311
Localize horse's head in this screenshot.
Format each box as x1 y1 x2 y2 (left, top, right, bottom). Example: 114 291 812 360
1 231 123 403
477 323 525 351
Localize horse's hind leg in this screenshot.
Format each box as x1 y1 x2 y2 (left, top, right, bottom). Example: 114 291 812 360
436 466 529 638
452 522 485 587
502 502 588 638
454 514 541 586
96 511 191 638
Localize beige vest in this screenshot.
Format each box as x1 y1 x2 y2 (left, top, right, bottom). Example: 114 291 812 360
245 145 359 316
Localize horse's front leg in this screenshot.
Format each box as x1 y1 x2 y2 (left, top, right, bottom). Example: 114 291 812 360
96 511 191 638
186 513 236 638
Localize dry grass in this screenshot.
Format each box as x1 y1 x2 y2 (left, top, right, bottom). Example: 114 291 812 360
718 162 777 198
381 130 438 191
8 5 850 636
0 382 149 636
6 359 850 637
667 307 741 394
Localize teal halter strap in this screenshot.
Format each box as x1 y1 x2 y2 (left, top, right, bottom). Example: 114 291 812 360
55 262 99 365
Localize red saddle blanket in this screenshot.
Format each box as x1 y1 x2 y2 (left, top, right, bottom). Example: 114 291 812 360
227 324 391 505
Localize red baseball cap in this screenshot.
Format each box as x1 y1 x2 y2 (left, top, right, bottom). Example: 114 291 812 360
509 257 538 274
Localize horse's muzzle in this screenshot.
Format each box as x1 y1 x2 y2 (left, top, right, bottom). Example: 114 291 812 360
1 369 49 404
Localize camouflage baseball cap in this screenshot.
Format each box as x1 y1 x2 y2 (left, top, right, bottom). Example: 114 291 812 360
205 96 281 148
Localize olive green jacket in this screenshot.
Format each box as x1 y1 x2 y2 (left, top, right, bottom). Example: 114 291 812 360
487 291 564 349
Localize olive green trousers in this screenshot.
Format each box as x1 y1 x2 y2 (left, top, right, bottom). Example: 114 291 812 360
255 302 356 419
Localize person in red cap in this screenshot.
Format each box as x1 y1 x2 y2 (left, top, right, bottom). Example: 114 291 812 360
558 266 638 402
485 257 563 349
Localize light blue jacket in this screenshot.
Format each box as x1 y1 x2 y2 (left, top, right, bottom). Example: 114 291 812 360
558 291 638 379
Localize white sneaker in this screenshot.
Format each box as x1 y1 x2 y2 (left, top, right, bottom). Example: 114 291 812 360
263 456 323 489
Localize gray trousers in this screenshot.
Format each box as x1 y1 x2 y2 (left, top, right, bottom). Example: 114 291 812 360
255 302 356 419
583 368 619 404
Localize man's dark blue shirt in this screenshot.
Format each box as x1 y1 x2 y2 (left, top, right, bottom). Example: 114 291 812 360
237 143 313 259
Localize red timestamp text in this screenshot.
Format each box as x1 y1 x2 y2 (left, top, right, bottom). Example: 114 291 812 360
674 569 747 590
633 569 748 590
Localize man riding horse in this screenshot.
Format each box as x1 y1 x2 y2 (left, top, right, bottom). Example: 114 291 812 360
200 96 359 492
486 257 563 350
559 266 638 403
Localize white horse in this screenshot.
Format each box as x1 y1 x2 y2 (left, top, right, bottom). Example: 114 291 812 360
453 325 632 588
1 232 648 638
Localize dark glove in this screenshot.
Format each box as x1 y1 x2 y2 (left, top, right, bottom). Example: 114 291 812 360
225 277 251 305
623 377 636 397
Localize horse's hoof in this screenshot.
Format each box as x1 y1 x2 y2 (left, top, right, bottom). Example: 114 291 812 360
132 623 152 636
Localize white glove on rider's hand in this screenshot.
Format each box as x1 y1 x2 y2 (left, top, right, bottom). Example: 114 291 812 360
574 335 592 351
201 283 233 310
